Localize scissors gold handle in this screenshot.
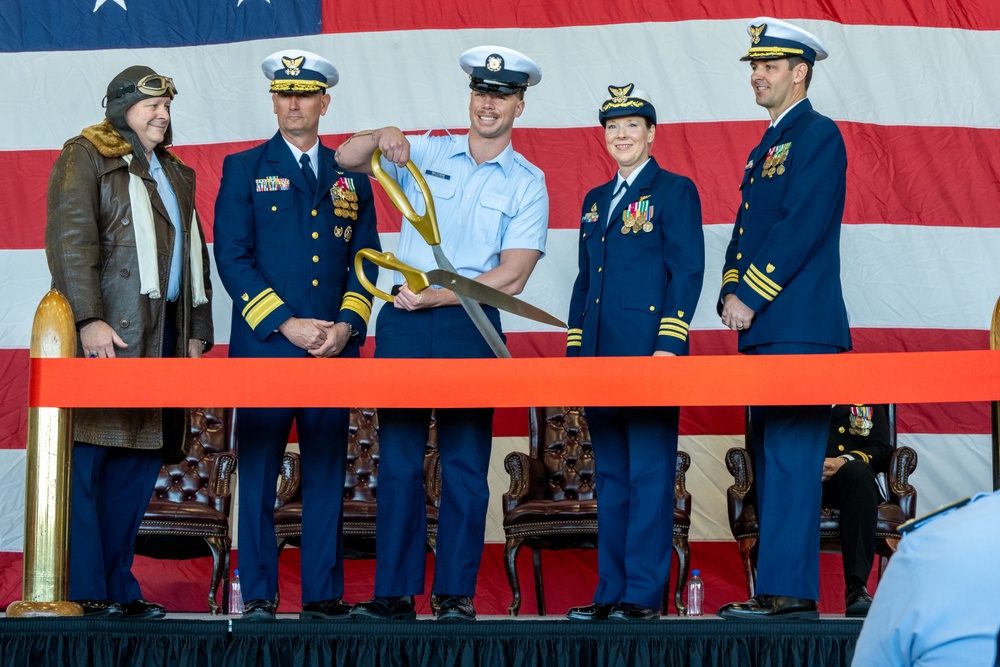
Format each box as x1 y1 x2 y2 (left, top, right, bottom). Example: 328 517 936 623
371 149 441 247
354 249 431 303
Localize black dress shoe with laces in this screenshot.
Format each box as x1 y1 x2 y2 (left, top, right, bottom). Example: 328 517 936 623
608 602 659 621
75 599 123 618
121 598 166 620
301 597 352 620
566 603 615 621
242 598 277 620
845 584 873 618
350 596 416 621
717 594 818 620
435 595 476 621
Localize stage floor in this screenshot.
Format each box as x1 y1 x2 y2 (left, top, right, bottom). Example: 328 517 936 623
0 614 864 667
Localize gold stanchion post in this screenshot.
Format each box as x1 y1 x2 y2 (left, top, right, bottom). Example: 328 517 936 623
7 290 83 617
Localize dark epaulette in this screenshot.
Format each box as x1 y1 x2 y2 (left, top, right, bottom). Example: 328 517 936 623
897 496 972 535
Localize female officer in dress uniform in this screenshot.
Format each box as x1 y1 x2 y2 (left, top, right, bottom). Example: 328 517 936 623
565 84 704 621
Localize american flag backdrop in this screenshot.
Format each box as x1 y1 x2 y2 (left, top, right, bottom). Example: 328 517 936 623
0 0 998 591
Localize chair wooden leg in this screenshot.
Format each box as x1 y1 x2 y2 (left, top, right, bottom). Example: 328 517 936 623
504 537 524 616
204 536 227 615
532 548 546 616
669 535 690 616
738 537 757 599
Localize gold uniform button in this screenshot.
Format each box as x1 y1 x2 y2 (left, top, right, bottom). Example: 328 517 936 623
595 298 600 304
750 177 754 184
312 255 320 263
601 236 605 242
736 253 742 260
311 209 318 217
312 232 319 239
744 202 749 210
649 306 655 312
312 279 319 287
597 267 602 273
271 205 277 212
838 445 845 451
838 427 846 433
739 228 744 235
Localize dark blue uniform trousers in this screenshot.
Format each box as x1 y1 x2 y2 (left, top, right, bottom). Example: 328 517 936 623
236 405 350 603
587 405 679 610
70 443 161 603
373 304 500 597
746 342 840 601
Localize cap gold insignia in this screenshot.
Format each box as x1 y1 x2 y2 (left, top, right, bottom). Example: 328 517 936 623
608 84 633 101
486 54 504 72
766 263 775 273
281 55 305 77
749 24 766 45
241 293 249 302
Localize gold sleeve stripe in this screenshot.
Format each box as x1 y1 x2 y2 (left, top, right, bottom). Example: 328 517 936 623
341 294 373 323
850 451 871 464
568 328 583 335
743 273 777 301
722 269 740 286
242 288 275 318
660 331 688 341
747 264 782 293
660 317 690 330
567 340 582 347
659 323 689 337
245 293 284 330
567 335 583 342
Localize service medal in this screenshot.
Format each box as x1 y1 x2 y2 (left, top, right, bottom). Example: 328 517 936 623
849 405 873 436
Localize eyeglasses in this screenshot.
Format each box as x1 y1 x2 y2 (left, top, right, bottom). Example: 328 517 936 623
103 74 177 107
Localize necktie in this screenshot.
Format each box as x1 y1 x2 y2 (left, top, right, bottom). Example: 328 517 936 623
615 180 629 198
299 153 317 195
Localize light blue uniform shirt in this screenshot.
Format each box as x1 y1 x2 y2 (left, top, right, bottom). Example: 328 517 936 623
853 490 1000 666
149 152 183 302
380 131 548 285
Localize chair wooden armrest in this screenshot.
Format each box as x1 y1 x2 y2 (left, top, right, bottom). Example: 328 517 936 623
502 451 549 513
208 452 237 499
275 451 301 506
725 447 754 535
888 445 919 519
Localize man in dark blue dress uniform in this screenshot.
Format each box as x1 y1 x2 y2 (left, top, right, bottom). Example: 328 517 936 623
213 49 380 620
564 84 704 621
716 18 852 620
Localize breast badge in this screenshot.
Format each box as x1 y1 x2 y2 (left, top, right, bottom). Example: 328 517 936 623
582 202 599 224
762 142 791 179
331 177 359 220
621 199 653 234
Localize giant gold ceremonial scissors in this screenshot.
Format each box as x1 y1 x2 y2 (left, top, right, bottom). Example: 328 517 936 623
369 149 564 357
355 249 566 328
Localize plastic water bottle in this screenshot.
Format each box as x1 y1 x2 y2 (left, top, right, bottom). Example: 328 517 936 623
229 569 243 616
686 569 704 616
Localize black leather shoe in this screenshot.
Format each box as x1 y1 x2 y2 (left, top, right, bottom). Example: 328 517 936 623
566 602 615 621
436 595 476 621
717 595 818 620
301 597 352 620
350 596 416 621
121 598 165 620
242 598 277 620
845 584 872 618
608 602 659 621
75 599 123 618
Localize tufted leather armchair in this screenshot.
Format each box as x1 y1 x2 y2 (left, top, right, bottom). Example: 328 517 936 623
274 408 441 559
502 407 692 616
136 407 237 614
725 404 918 598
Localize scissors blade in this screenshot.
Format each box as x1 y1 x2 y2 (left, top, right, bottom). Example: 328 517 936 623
426 269 566 328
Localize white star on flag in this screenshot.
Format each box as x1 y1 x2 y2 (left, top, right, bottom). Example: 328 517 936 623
93 0 127 10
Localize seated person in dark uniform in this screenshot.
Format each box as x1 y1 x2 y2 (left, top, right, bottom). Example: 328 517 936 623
822 404 892 617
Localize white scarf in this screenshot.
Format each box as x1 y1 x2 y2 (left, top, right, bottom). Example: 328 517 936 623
122 155 208 307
